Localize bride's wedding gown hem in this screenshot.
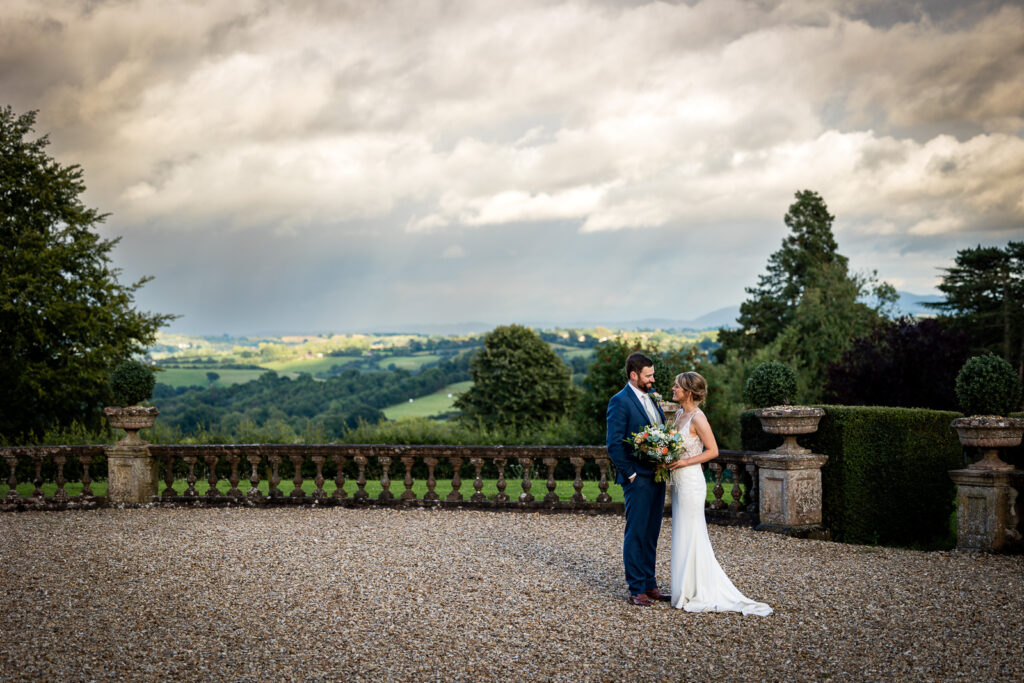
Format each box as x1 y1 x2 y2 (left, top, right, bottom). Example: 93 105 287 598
669 411 772 616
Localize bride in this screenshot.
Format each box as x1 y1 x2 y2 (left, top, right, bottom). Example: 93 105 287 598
667 372 772 616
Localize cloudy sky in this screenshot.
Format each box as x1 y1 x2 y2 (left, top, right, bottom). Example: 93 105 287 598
3 0 1022 334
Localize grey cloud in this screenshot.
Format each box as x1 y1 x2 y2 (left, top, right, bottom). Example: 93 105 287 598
3 0 1022 332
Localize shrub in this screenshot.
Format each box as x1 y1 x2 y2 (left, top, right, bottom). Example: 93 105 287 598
955 354 1023 416
823 317 971 410
742 405 962 548
454 325 575 433
109 360 156 406
743 361 797 408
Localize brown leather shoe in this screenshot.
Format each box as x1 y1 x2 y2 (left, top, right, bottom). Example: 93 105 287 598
645 589 670 602
628 593 653 606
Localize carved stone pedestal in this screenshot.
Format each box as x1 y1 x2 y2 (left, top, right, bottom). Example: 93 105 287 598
754 451 829 538
949 468 1021 552
106 444 159 504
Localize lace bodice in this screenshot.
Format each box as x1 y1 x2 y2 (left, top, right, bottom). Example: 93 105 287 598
674 409 705 460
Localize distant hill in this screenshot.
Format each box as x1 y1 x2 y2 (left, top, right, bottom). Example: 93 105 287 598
894 291 943 317
187 291 945 338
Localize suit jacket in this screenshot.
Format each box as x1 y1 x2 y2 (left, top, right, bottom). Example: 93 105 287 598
605 384 666 485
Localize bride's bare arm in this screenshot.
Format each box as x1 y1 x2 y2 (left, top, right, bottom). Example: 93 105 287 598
683 413 718 466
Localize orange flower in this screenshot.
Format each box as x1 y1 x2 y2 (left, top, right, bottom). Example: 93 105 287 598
660 447 668 454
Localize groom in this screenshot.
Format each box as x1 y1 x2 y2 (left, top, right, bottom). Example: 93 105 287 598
606 352 670 606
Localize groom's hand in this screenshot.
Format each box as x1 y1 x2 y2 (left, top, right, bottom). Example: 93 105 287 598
628 473 636 483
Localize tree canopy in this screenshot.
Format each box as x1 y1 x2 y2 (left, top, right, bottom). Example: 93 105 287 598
717 190 850 358
454 324 576 431
823 317 972 411
715 189 895 402
0 106 174 439
925 241 1024 379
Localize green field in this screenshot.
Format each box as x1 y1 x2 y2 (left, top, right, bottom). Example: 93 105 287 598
262 355 361 374
156 368 276 388
549 343 595 360
377 354 442 371
383 381 473 420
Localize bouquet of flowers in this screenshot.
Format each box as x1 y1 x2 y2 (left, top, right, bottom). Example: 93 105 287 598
628 424 685 482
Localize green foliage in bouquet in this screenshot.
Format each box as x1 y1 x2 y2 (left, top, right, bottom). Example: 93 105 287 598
109 360 156 407
954 353 1022 416
743 361 797 408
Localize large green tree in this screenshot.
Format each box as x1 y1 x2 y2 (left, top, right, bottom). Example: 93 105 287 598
454 324 576 432
717 190 850 359
715 189 895 403
0 107 174 439
925 241 1024 379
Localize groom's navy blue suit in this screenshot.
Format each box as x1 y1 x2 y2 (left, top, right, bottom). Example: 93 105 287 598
606 384 666 596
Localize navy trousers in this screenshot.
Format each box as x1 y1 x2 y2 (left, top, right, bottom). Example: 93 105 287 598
622 474 665 595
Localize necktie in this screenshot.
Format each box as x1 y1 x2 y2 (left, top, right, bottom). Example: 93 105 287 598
642 393 659 425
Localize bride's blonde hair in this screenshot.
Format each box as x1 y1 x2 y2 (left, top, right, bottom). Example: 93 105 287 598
674 371 707 406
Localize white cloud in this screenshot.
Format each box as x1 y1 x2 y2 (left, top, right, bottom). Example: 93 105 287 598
3 0 1022 330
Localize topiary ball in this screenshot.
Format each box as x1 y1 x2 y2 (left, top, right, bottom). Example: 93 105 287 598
109 360 156 407
955 354 1022 416
744 361 797 408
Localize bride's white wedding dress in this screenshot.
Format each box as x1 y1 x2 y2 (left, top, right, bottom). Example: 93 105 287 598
669 410 772 616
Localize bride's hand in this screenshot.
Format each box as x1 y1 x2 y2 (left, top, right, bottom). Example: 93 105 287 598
668 459 687 470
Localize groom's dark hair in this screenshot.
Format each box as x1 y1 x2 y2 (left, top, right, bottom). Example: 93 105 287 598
624 352 654 379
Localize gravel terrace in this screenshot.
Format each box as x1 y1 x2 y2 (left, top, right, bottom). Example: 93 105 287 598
1 507 1021 682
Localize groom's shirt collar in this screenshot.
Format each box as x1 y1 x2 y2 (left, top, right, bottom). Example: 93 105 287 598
628 382 649 403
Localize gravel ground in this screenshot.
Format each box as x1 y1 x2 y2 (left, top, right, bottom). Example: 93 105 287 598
1 507 1021 682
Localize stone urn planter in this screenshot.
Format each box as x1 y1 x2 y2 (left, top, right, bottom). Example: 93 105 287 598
951 416 1024 471
754 406 825 455
104 406 159 446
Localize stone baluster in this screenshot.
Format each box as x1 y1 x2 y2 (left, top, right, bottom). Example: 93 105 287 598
31 451 44 498
378 455 393 501
267 452 283 499
570 457 585 503
353 455 368 500
470 457 486 502
247 450 263 498
3 451 18 499
226 449 242 498
518 457 534 503
423 457 439 501
312 450 327 499
79 452 94 498
183 454 198 497
332 453 348 500
204 452 220 497
289 451 306 498
727 463 743 512
595 457 611 503
162 453 176 499
494 458 509 503
447 456 464 502
53 450 68 502
400 456 416 500
708 462 726 510
744 463 758 514
543 457 559 502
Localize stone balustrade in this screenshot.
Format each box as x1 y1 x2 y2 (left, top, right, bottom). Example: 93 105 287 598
0 445 106 510
0 443 761 524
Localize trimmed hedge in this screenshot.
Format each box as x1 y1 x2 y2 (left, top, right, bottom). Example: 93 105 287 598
742 405 963 547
